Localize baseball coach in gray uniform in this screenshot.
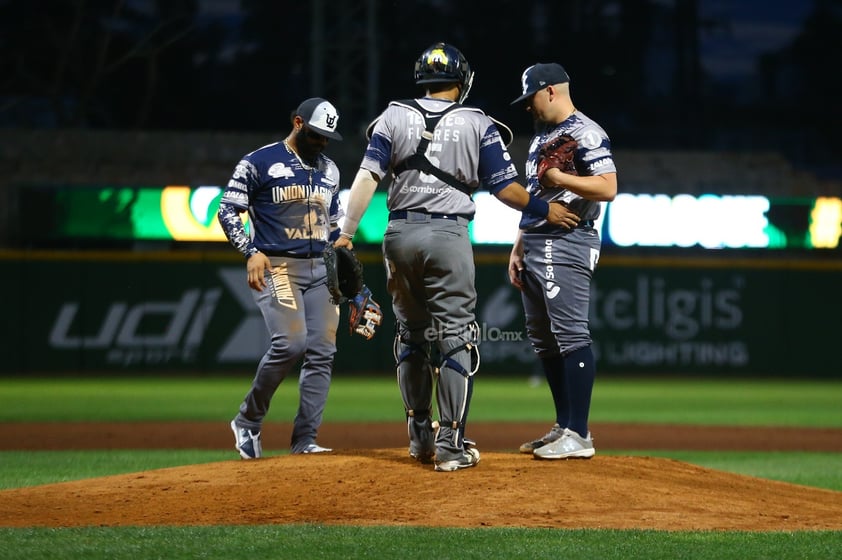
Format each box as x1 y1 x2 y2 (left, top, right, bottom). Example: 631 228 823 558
335 43 578 472
219 97 345 458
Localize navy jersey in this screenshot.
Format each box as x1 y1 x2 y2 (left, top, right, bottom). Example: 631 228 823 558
519 111 616 230
361 98 519 218
219 140 343 256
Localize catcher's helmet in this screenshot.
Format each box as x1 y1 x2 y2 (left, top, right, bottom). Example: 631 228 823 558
414 42 474 103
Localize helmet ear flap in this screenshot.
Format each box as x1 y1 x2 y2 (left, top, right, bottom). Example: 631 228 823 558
458 68 474 104
413 57 424 81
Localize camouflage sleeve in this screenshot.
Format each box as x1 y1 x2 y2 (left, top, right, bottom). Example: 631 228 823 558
218 157 259 257
218 202 257 258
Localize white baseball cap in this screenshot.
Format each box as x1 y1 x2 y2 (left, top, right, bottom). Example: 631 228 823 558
294 97 342 140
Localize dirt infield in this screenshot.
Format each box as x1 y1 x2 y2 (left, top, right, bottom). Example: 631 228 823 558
2 421 842 531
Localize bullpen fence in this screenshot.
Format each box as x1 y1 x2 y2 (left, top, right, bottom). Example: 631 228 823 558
1 250 840 377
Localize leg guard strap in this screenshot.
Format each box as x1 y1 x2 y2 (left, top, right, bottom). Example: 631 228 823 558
396 341 431 366
440 342 480 377
438 418 462 430
407 408 431 420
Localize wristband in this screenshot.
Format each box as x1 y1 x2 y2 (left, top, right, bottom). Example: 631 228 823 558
339 231 354 240
524 193 550 218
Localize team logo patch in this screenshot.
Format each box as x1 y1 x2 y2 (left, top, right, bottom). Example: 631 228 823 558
268 162 295 178
579 128 602 150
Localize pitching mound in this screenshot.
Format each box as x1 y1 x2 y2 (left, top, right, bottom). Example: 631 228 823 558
2 422 842 531
2 448 842 531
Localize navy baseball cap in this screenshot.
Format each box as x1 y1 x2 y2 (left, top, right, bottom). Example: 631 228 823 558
294 97 343 140
511 63 570 104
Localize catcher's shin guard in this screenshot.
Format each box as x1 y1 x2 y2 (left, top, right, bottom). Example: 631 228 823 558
395 334 435 452
434 342 479 456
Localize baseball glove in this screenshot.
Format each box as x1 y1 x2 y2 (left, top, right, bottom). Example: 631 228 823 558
537 133 578 182
324 244 364 305
349 285 383 340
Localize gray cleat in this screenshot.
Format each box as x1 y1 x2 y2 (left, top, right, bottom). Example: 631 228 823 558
294 443 332 454
518 423 564 454
434 448 480 472
533 428 595 460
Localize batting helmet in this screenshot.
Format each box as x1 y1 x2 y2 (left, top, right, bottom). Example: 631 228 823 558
414 42 474 103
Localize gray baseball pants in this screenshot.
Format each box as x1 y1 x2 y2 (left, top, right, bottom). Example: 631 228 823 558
520 228 601 355
383 213 478 462
234 256 339 453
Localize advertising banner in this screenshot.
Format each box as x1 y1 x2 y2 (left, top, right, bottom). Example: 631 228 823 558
2 251 840 377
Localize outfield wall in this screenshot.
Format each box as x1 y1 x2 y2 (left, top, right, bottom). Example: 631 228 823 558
2 250 840 377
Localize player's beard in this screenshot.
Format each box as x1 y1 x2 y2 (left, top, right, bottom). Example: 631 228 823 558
293 127 326 165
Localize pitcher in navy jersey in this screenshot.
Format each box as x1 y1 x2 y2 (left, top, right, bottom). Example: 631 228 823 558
508 63 618 460
218 98 345 458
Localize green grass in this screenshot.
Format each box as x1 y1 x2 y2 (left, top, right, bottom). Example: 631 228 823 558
0 450 234 489
1 376 841 426
1 526 841 560
1 375 841 559
589 378 842 426
620 451 842 491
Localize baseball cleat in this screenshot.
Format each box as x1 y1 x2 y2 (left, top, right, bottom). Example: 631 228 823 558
533 428 595 460
231 420 262 459
295 443 333 454
434 448 480 472
518 423 564 453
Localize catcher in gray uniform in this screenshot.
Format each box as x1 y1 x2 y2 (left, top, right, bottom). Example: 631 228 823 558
508 63 618 460
336 43 576 472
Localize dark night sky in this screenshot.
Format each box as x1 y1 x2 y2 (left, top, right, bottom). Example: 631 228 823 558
1 0 840 167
